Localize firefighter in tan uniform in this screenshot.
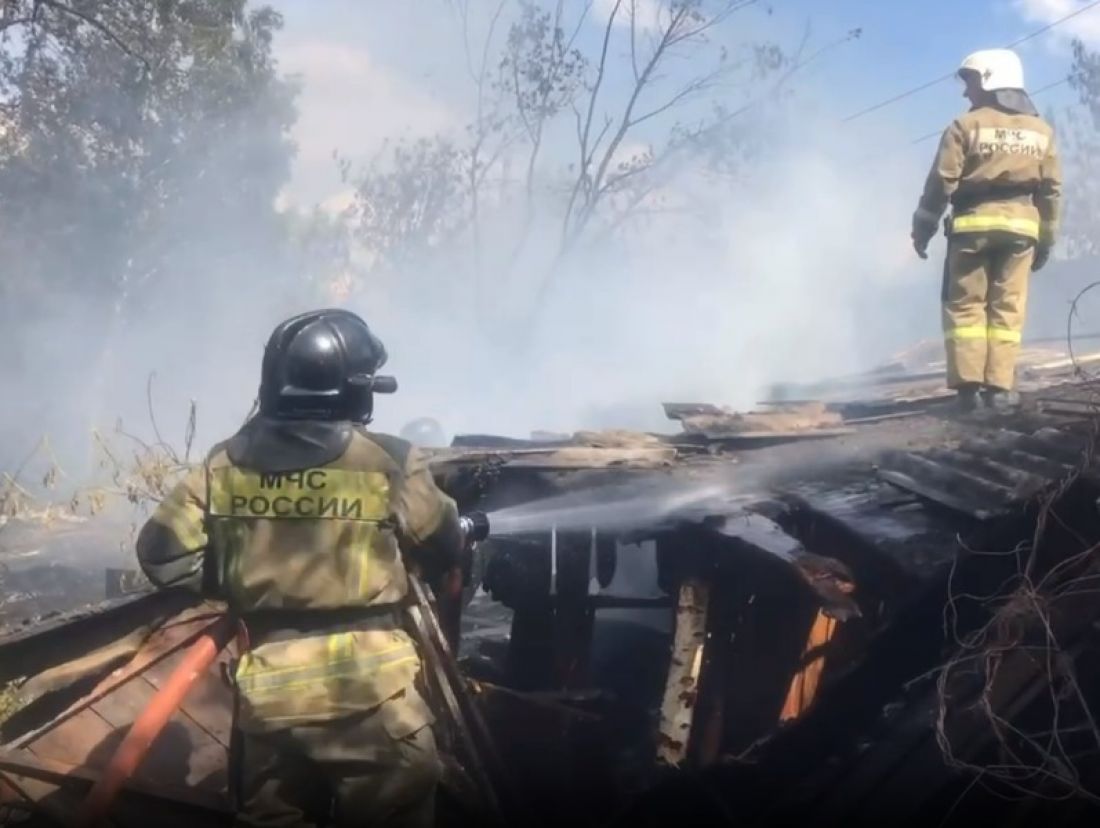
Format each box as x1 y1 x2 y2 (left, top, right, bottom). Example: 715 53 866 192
136 309 464 827
911 48 1062 411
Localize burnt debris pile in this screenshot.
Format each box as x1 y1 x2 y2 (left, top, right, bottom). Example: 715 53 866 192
5 353 1100 826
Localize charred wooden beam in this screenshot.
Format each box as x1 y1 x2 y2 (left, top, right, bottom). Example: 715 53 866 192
709 512 860 621
656 578 710 768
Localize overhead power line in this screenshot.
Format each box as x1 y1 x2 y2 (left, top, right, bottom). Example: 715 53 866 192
908 76 1073 146
842 0 1100 124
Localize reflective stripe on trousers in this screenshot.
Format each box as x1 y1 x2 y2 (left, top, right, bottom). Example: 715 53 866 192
941 232 1033 390
944 326 1022 343
236 635 418 695
951 214 1040 239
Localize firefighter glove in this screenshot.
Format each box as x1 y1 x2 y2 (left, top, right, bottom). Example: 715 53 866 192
911 213 936 260
911 231 929 260
1031 243 1050 272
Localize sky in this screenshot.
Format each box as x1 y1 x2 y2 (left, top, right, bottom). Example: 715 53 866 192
266 0 1100 207
66 0 1086 446
5 0 1100 516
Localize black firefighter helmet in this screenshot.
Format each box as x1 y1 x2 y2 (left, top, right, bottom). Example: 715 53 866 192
259 309 397 422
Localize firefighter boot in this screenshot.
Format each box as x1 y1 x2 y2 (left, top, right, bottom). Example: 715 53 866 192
955 384 983 413
983 386 1020 411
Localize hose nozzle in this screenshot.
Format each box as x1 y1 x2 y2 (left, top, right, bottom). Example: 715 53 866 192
459 511 490 547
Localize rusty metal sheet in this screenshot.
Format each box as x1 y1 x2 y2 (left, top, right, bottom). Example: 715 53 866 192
89 675 228 793
8 607 225 750
26 707 116 767
142 648 236 748
0 748 231 818
1 605 236 820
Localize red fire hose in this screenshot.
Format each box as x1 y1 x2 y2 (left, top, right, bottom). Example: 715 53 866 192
75 615 235 828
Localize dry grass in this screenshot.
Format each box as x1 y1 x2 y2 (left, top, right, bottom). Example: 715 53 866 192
1 376 201 558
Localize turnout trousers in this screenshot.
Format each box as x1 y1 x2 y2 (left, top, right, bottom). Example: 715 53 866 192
941 230 1035 391
232 686 441 828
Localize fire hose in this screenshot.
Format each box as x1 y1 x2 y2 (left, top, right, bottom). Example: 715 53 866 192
73 512 491 827
74 615 236 828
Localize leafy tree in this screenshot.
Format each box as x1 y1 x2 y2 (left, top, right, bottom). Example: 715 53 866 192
0 0 300 462
1063 39 1100 259
0 0 297 330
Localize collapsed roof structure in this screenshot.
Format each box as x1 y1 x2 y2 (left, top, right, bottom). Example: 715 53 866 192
3 342 1100 827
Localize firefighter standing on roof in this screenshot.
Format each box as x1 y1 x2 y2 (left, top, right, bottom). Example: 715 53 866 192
136 309 464 827
911 48 1062 411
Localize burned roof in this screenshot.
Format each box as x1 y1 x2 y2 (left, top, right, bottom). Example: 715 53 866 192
3 342 1100 826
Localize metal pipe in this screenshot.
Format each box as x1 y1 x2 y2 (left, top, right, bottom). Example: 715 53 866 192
73 615 235 828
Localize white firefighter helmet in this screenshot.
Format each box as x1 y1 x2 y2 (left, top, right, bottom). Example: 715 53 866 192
958 49 1025 92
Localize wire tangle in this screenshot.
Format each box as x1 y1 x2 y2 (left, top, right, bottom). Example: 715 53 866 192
933 298 1100 805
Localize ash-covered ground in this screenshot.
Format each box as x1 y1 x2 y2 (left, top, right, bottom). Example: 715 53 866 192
0 517 135 630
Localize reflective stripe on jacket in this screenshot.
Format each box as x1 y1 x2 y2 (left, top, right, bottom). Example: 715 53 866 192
136 419 462 731
912 105 1061 245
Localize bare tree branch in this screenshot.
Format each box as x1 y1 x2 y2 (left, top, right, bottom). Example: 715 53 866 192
629 0 640 83
589 19 862 246
588 115 614 167
683 26 863 158
562 0 622 244
0 17 36 33
514 0 585 204
665 0 752 48
628 67 724 127
465 0 510 302
477 0 508 107
576 2 692 235
565 0 594 51
598 153 653 197
458 0 478 84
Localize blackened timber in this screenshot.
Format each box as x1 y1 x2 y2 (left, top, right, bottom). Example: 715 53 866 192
777 686 939 827
708 512 859 620
778 483 960 592
793 569 1100 828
